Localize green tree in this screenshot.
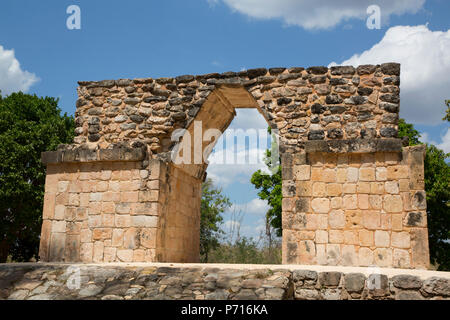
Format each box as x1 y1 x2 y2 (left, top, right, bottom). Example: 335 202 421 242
200 178 231 262
398 118 421 145
0 92 74 262
207 237 282 264
443 100 450 122
250 140 282 237
423 144 449 270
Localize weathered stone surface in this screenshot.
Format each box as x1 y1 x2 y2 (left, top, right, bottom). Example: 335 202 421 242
307 66 328 74
319 272 342 288
79 284 103 297
293 270 318 282
175 75 194 83
8 289 29 300
396 291 424 300
268 67 286 75
357 64 377 75
3 264 446 300
304 139 402 154
405 212 424 227
70 66 404 158
205 289 229 300
326 94 343 104
247 68 267 79
330 66 355 75
366 274 389 297
381 63 400 76
392 275 423 289
308 130 325 141
344 273 366 293
421 277 450 296
321 288 341 300
40 65 430 271
295 288 320 300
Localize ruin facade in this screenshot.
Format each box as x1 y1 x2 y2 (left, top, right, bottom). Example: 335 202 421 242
39 63 430 269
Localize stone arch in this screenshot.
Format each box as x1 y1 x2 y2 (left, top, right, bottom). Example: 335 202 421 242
154 84 275 262
169 84 276 181
39 64 431 269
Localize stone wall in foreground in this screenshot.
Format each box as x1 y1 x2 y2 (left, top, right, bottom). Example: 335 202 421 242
1 263 449 300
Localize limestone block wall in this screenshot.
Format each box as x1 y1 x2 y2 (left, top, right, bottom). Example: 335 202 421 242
39 158 157 263
156 164 202 263
39 147 203 263
282 145 429 269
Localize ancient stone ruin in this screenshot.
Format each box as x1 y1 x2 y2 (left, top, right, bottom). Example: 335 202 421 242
39 63 430 269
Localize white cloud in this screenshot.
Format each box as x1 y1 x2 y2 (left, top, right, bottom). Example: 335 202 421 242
228 109 269 131
436 129 450 153
229 198 270 216
223 220 241 230
215 0 425 30
207 155 267 187
421 129 450 153
0 45 38 95
207 0 219 7
207 109 272 186
207 144 271 186
240 220 266 240
223 217 266 240
330 25 450 125
420 132 434 144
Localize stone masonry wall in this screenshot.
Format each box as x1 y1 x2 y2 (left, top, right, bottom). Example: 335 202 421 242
40 63 430 268
157 164 202 263
39 149 203 264
73 64 402 157
40 159 160 263
282 145 429 269
1 263 449 300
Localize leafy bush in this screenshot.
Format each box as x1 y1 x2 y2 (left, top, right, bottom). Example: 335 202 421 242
0 92 74 262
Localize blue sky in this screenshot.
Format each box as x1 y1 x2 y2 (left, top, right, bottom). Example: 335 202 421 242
1 0 449 240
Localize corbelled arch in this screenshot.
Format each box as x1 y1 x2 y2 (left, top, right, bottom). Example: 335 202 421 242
39 65 431 269
157 84 273 262
169 84 276 180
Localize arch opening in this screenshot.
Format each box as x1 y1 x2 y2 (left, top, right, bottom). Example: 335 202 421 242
162 85 279 262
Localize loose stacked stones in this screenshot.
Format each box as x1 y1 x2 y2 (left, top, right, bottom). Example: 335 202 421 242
74 63 401 155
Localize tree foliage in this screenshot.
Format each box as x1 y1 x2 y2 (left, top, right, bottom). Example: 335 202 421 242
207 237 282 264
443 100 450 122
423 144 450 270
0 92 74 262
398 118 421 145
200 178 231 262
250 148 282 237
